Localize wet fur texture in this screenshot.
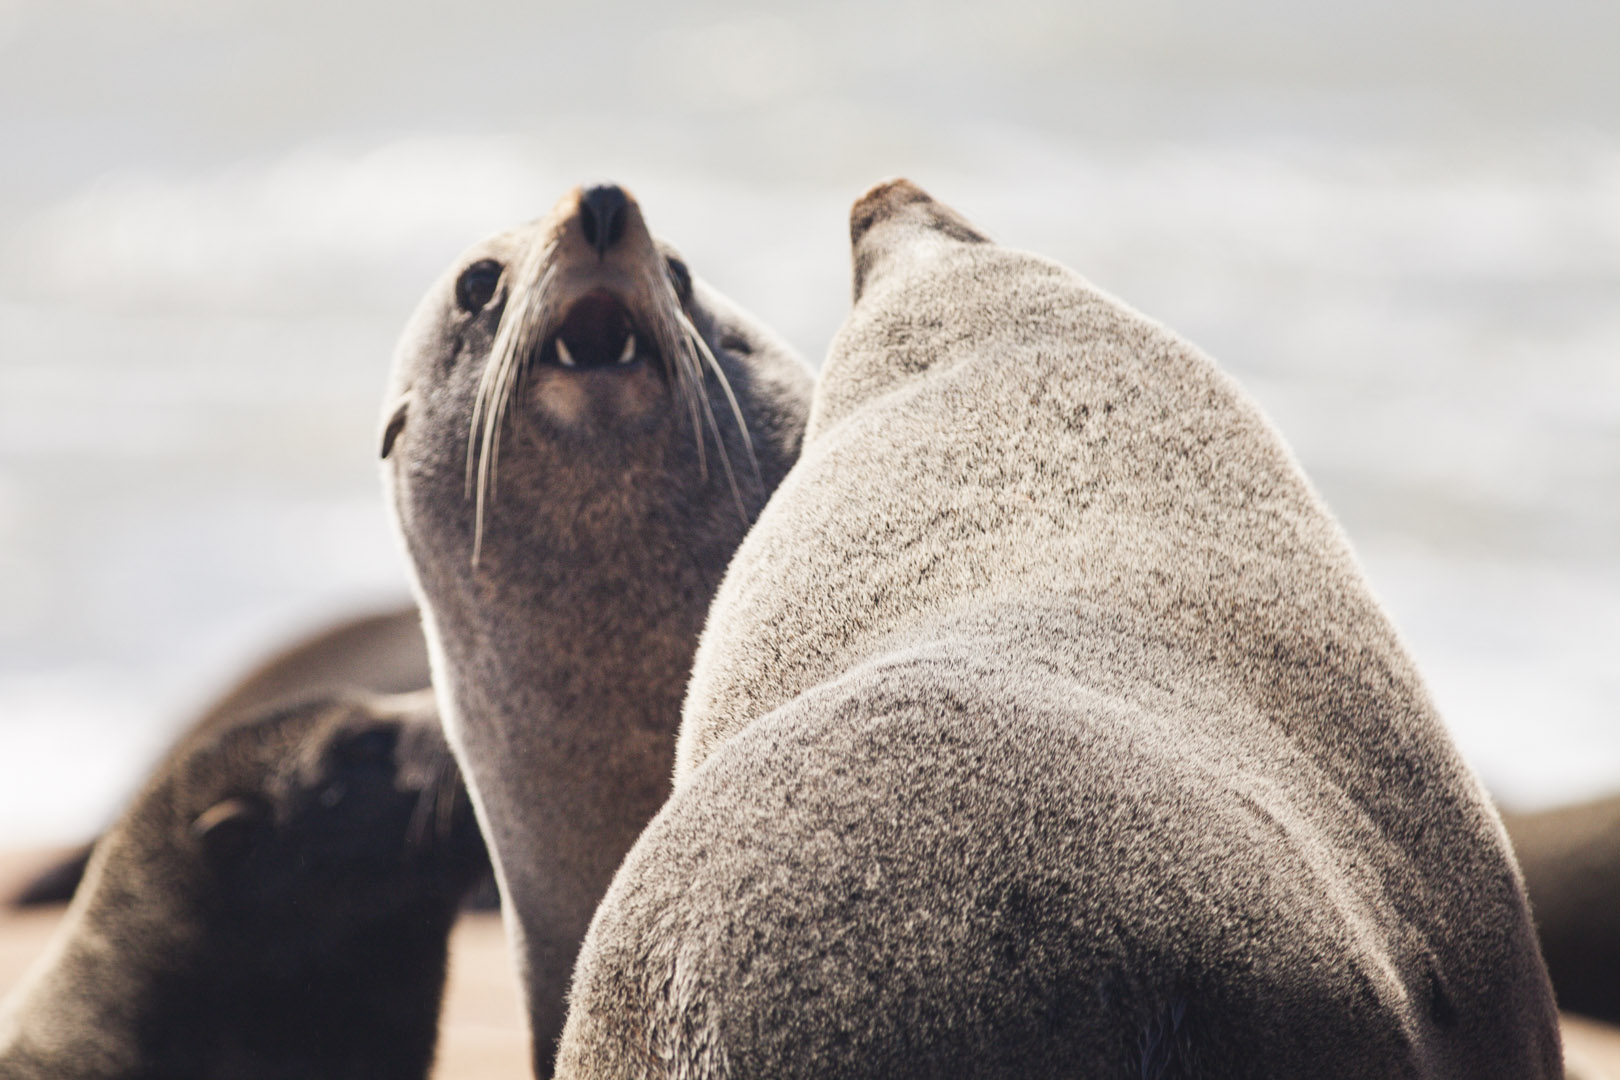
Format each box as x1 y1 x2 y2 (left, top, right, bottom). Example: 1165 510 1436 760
557 180 1562 1078
381 185 812 1074
0 691 487 1080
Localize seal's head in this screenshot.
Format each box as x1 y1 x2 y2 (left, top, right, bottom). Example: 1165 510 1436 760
376 183 812 1073
180 690 489 937
0 690 488 1080
382 181 809 572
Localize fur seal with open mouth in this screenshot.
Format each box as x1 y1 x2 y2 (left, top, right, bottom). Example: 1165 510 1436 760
0 688 488 1079
380 182 812 1073
556 180 1561 1078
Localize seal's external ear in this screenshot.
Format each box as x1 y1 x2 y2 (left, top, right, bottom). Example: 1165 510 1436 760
193 797 271 868
848 178 990 300
380 396 411 459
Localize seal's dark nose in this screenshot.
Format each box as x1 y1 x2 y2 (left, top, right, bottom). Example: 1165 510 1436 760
578 184 628 257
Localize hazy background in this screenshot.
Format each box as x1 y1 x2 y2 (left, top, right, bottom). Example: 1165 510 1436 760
1 0 1616 842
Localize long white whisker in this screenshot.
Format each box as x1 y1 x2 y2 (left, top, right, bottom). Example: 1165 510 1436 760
467 241 558 567
681 310 761 488
435 757 458 842
679 342 709 481
407 775 434 852
683 334 746 520
646 275 708 481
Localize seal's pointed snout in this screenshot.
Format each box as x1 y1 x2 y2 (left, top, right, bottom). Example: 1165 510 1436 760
848 178 990 299
578 183 631 257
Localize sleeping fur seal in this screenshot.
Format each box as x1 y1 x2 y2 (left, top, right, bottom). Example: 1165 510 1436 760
381 182 812 1073
1507 793 1620 1025
0 688 487 1079
11 603 431 908
556 180 1561 1078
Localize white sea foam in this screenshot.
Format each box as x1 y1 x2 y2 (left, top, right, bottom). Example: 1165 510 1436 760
1 0 1617 840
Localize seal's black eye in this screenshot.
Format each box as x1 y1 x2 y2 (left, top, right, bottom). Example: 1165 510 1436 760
664 255 692 302
455 259 503 313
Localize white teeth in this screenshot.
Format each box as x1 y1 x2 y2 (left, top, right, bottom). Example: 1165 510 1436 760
555 339 577 368
619 335 636 365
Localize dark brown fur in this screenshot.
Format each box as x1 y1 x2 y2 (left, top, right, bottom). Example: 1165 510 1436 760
1508 794 1620 1024
0 690 486 1080
9 604 431 909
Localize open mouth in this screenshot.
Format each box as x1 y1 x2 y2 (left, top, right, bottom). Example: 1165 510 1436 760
537 290 660 373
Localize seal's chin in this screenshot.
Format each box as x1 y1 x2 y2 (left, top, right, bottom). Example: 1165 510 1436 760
540 290 662 374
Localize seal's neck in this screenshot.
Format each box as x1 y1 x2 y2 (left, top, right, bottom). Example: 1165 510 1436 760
412 497 735 1074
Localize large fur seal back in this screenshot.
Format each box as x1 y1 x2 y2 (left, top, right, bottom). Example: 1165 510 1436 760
557 180 1561 1078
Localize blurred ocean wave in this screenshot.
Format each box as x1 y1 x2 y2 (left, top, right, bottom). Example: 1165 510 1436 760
0 0 1615 840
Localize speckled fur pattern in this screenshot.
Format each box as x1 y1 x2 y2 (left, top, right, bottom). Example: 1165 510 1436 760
556 180 1562 1078
0 690 487 1080
381 185 812 1075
